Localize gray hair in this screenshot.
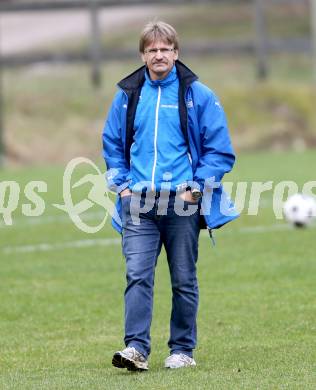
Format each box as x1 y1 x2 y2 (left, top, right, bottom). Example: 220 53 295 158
139 21 179 53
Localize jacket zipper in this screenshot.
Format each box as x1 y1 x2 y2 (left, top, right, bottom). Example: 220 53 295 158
130 142 135 166
151 86 161 191
187 152 192 165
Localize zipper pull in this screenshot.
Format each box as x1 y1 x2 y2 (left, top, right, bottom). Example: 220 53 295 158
208 228 216 247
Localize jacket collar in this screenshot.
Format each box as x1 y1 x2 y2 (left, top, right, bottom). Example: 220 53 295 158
144 64 177 87
117 60 198 92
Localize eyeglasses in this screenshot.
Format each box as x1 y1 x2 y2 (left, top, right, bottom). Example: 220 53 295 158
144 48 175 55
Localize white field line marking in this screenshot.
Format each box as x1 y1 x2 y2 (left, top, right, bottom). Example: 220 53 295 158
2 238 121 255
3 223 315 255
199 223 290 238
225 223 291 234
201 222 316 237
0 211 105 229
243 223 316 232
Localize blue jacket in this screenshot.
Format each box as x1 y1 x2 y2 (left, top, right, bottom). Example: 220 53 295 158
103 60 239 234
129 65 193 192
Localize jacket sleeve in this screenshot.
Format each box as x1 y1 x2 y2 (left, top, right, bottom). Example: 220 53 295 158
193 85 235 191
102 90 130 194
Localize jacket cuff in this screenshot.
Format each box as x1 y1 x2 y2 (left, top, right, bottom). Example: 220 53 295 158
117 181 131 194
189 181 201 191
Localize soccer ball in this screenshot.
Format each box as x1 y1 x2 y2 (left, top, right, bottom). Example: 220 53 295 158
283 194 316 228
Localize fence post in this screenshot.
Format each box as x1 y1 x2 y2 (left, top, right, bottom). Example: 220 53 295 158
0 30 4 168
312 0 316 84
89 0 102 88
254 0 268 80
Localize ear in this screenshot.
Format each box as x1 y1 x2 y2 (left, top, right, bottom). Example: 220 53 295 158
174 50 179 61
141 52 146 64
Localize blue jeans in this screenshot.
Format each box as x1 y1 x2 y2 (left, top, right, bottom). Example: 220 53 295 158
121 193 200 359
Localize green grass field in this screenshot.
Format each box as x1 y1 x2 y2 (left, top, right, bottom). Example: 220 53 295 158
1 150 316 389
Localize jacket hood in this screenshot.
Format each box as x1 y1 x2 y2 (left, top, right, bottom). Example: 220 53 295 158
117 60 198 91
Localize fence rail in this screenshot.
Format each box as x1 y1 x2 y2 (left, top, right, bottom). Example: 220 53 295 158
1 39 311 68
0 0 311 69
0 0 198 12
0 0 314 167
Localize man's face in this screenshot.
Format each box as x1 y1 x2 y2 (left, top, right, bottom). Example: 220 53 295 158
141 39 178 81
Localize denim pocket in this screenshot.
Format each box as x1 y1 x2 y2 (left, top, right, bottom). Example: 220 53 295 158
121 195 132 228
121 194 132 206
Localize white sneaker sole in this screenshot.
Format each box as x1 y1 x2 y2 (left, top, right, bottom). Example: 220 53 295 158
165 358 196 369
165 364 196 369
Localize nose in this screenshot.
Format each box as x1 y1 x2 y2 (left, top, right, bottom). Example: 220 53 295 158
155 50 163 59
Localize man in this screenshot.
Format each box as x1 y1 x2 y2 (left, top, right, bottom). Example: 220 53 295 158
102 21 238 371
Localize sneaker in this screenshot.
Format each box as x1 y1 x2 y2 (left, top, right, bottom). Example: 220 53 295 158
164 353 196 369
112 347 148 371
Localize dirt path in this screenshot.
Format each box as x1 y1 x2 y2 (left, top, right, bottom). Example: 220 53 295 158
0 5 158 55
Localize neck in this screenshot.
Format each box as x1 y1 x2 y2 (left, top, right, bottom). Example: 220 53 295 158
148 69 170 81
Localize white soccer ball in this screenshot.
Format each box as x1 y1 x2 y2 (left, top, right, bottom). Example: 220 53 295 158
283 193 316 228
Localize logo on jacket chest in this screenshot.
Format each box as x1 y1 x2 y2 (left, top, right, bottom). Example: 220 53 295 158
160 104 178 109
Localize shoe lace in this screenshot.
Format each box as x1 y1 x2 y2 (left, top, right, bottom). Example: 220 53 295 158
124 347 146 361
169 353 192 363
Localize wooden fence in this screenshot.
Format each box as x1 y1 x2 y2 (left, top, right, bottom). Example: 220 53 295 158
0 0 314 165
